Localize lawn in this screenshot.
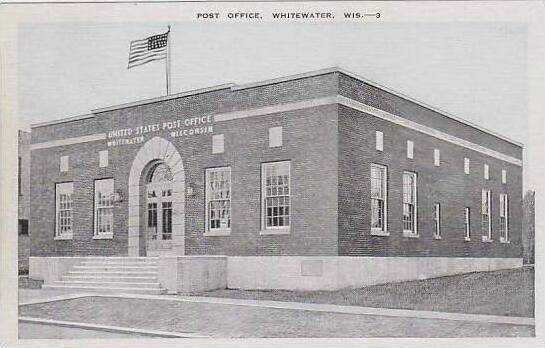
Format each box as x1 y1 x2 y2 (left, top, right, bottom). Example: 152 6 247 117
201 266 534 318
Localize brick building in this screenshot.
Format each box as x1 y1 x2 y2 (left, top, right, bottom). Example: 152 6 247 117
522 190 535 264
18 130 30 273
28 68 524 292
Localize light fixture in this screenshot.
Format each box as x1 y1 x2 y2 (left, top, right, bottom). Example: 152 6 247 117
113 189 124 203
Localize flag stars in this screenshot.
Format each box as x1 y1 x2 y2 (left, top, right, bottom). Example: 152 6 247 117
148 33 168 50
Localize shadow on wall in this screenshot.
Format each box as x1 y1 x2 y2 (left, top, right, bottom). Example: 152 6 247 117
522 190 535 265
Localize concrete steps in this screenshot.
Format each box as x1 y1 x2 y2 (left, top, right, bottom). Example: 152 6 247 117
62 275 158 282
72 266 159 271
52 280 161 288
41 284 166 295
41 257 166 295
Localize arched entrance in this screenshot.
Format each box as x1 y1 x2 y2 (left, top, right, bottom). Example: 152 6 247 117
128 137 185 256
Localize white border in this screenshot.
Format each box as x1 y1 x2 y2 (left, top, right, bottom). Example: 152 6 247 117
2 1 544 346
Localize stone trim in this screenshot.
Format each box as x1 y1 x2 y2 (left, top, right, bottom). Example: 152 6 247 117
31 114 95 128
93 233 113 240
30 133 106 151
213 96 337 122
29 95 522 167
203 229 231 237
260 228 290 235
127 136 185 257
337 96 523 167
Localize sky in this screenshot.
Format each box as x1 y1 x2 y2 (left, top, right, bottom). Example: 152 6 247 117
18 21 527 143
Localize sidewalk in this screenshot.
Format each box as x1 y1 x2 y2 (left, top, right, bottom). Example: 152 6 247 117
20 289 534 326
19 291 534 338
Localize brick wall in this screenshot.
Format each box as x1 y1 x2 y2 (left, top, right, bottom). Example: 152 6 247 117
30 73 340 257
184 105 339 256
30 69 523 259
338 105 523 258
338 73 522 160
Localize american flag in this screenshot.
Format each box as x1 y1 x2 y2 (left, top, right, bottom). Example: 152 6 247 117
128 30 169 69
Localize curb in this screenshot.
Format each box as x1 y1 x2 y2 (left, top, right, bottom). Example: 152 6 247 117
19 293 93 306
175 296 536 326
19 316 209 338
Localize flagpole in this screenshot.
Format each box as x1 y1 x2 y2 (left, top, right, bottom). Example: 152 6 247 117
166 25 171 96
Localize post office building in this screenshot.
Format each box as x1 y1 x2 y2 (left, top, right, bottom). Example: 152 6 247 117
28 67 524 293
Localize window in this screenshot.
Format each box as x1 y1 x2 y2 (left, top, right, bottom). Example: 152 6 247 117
162 201 172 240
375 131 383 151
407 141 414 159
212 134 224 154
402 171 417 236
55 182 73 239
433 203 441 239
370 164 387 234
99 150 108 167
60 155 69 172
464 158 470 175
502 169 507 184
94 179 114 238
269 126 283 147
205 167 231 233
500 194 509 243
434 149 440 167
19 219 28 235
484 164 489 180
464 207 471 241
147 202 157 239
262 161 290 233
482 189 492 241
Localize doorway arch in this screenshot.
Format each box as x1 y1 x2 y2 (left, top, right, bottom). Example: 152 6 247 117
128 136 185 256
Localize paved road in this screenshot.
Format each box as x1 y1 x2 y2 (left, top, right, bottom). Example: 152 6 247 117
19 323 145 339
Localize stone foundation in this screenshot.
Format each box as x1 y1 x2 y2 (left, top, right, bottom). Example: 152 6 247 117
227 256 523 291
30 256 522 292
158 256 227 294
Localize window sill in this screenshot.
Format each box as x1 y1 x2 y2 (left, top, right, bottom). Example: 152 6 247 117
464 237 471 242
402 231 419 238
500 238 510 244
434 235 442 240
260 228 290 235
370 229 389 237
54 234 73 241
93 233 114 240
204 229 231 237
482 236 494 243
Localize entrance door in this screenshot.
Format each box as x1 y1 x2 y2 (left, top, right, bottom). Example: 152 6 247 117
145 163 173 255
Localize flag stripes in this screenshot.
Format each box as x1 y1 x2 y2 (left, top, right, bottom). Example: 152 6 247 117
128 31 169 69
